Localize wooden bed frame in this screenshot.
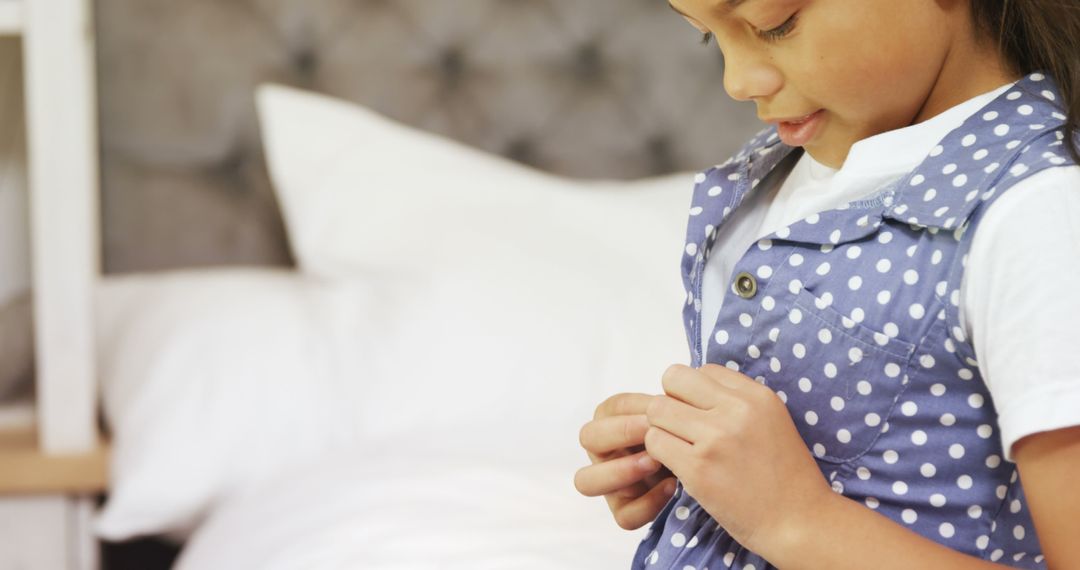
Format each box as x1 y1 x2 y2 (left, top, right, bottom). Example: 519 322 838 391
0 0 108 567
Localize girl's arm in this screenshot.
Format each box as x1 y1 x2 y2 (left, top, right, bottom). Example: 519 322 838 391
645 365 1080 570
766 426 1080 570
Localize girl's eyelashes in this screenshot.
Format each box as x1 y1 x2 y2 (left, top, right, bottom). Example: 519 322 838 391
757 12 799 42
700 31 714 45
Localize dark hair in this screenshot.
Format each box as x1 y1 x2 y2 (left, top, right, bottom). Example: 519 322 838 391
970 0 1080 163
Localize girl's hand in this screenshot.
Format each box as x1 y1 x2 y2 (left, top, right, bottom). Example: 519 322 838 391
644 364 833 555
575 393 677 530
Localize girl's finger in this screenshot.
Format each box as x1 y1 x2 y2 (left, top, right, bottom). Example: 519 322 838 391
579 414 650 456
574 449 662 497
646 395 712 444
610 476 678 530
661 365 726 409
594 392 655 420
644 425 695 474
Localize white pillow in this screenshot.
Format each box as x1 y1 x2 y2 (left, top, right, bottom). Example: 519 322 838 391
94 268 390 541
95 88 694 542
256 82 694 425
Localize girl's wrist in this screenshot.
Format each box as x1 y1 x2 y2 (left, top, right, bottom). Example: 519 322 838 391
753 486 839 568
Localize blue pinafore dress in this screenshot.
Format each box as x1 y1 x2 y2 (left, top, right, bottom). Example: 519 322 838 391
633 72 1075 570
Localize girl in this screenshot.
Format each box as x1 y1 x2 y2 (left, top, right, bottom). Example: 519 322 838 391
575 1 1080 569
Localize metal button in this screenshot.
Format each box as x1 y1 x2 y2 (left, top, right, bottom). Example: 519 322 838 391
734 271 757 299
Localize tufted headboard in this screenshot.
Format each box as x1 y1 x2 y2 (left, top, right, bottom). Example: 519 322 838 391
94 0 761 274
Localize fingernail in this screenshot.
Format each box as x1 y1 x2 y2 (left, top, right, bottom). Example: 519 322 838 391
637 455 659 471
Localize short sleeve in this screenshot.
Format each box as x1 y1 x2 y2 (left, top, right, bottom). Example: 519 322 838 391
960 165 1080 462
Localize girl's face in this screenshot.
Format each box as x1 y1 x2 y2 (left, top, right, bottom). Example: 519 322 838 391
670 0 1016 168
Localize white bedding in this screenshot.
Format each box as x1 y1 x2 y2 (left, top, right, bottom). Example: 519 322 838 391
175 434 646 570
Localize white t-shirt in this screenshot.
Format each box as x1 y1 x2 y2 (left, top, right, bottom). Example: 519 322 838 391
700 82 1080 461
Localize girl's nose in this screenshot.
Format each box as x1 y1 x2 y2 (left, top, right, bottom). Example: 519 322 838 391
722 50 783 102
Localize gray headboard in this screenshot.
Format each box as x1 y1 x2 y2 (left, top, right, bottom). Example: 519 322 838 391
94 0 761 274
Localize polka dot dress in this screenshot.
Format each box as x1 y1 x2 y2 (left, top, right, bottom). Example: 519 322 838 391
634 72 1072 570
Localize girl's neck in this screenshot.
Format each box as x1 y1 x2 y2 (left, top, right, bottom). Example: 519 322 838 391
912 25 1021 126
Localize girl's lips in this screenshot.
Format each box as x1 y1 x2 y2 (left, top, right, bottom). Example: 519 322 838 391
775 109 825 147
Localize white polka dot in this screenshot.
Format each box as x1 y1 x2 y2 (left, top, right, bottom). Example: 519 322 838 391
761 296 776 311
931 493 947 507
920 463 937 477
789 279 803 294
805 213 820 224
831 396 845 412
931 383 946 396
1018 104 1033 115
649 550 659 564
857 466 871 480
958 475 973 490
877 290 892 304
757 265 773 279
986 455 1002 469
953 174 968 187
829 230 842 244
977 424 993 439
901 401 918 416
793 343 806 358
748 345 761 359
837 429 851 443
849 347 864 363
994 124 1010 136
969 505 983 519
940 413 957 427
904 270 919 285
968 394 985 409
865 413 881 427
961 134 977 147
949 444 966 459
884 362 902 378
770 357 781 372
893 481 909 495
789 253 804 266
714 330 729 345
857 381 872 396
799 377 813 392
805 411 819 425
909 303 926 319
848 275 863 290
924 187 939 201
929 145 944 157
912 430 928 445
675 506 691 520
671 532 687 547
740 313 753 327
1014 525 1026 540
973 148 989 161
958 368 974 381
818 328 832 344
723 552 735 566
824 362 838 378
884 322 899 337
813 443 826 457
874 332 889 346
686 536 699 548
866 497 880 509
902 510 917 526
788 309 802 324
940 522 955 538
883 450 899 464
1010 499 1022 514
816 262 831 276
920 354 936 369
846 246 862 259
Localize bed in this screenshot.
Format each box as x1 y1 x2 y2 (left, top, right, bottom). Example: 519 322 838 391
38 0 762 567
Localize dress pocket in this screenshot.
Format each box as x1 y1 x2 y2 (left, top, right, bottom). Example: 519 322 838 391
753 287 916 463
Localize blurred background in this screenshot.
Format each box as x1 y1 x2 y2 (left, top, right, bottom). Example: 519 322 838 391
0 0 759 568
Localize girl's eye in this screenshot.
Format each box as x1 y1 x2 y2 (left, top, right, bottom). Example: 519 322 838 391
757 13 799 42
700 31 714 45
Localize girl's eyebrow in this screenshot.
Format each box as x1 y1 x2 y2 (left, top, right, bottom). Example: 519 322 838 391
668 0 750 19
